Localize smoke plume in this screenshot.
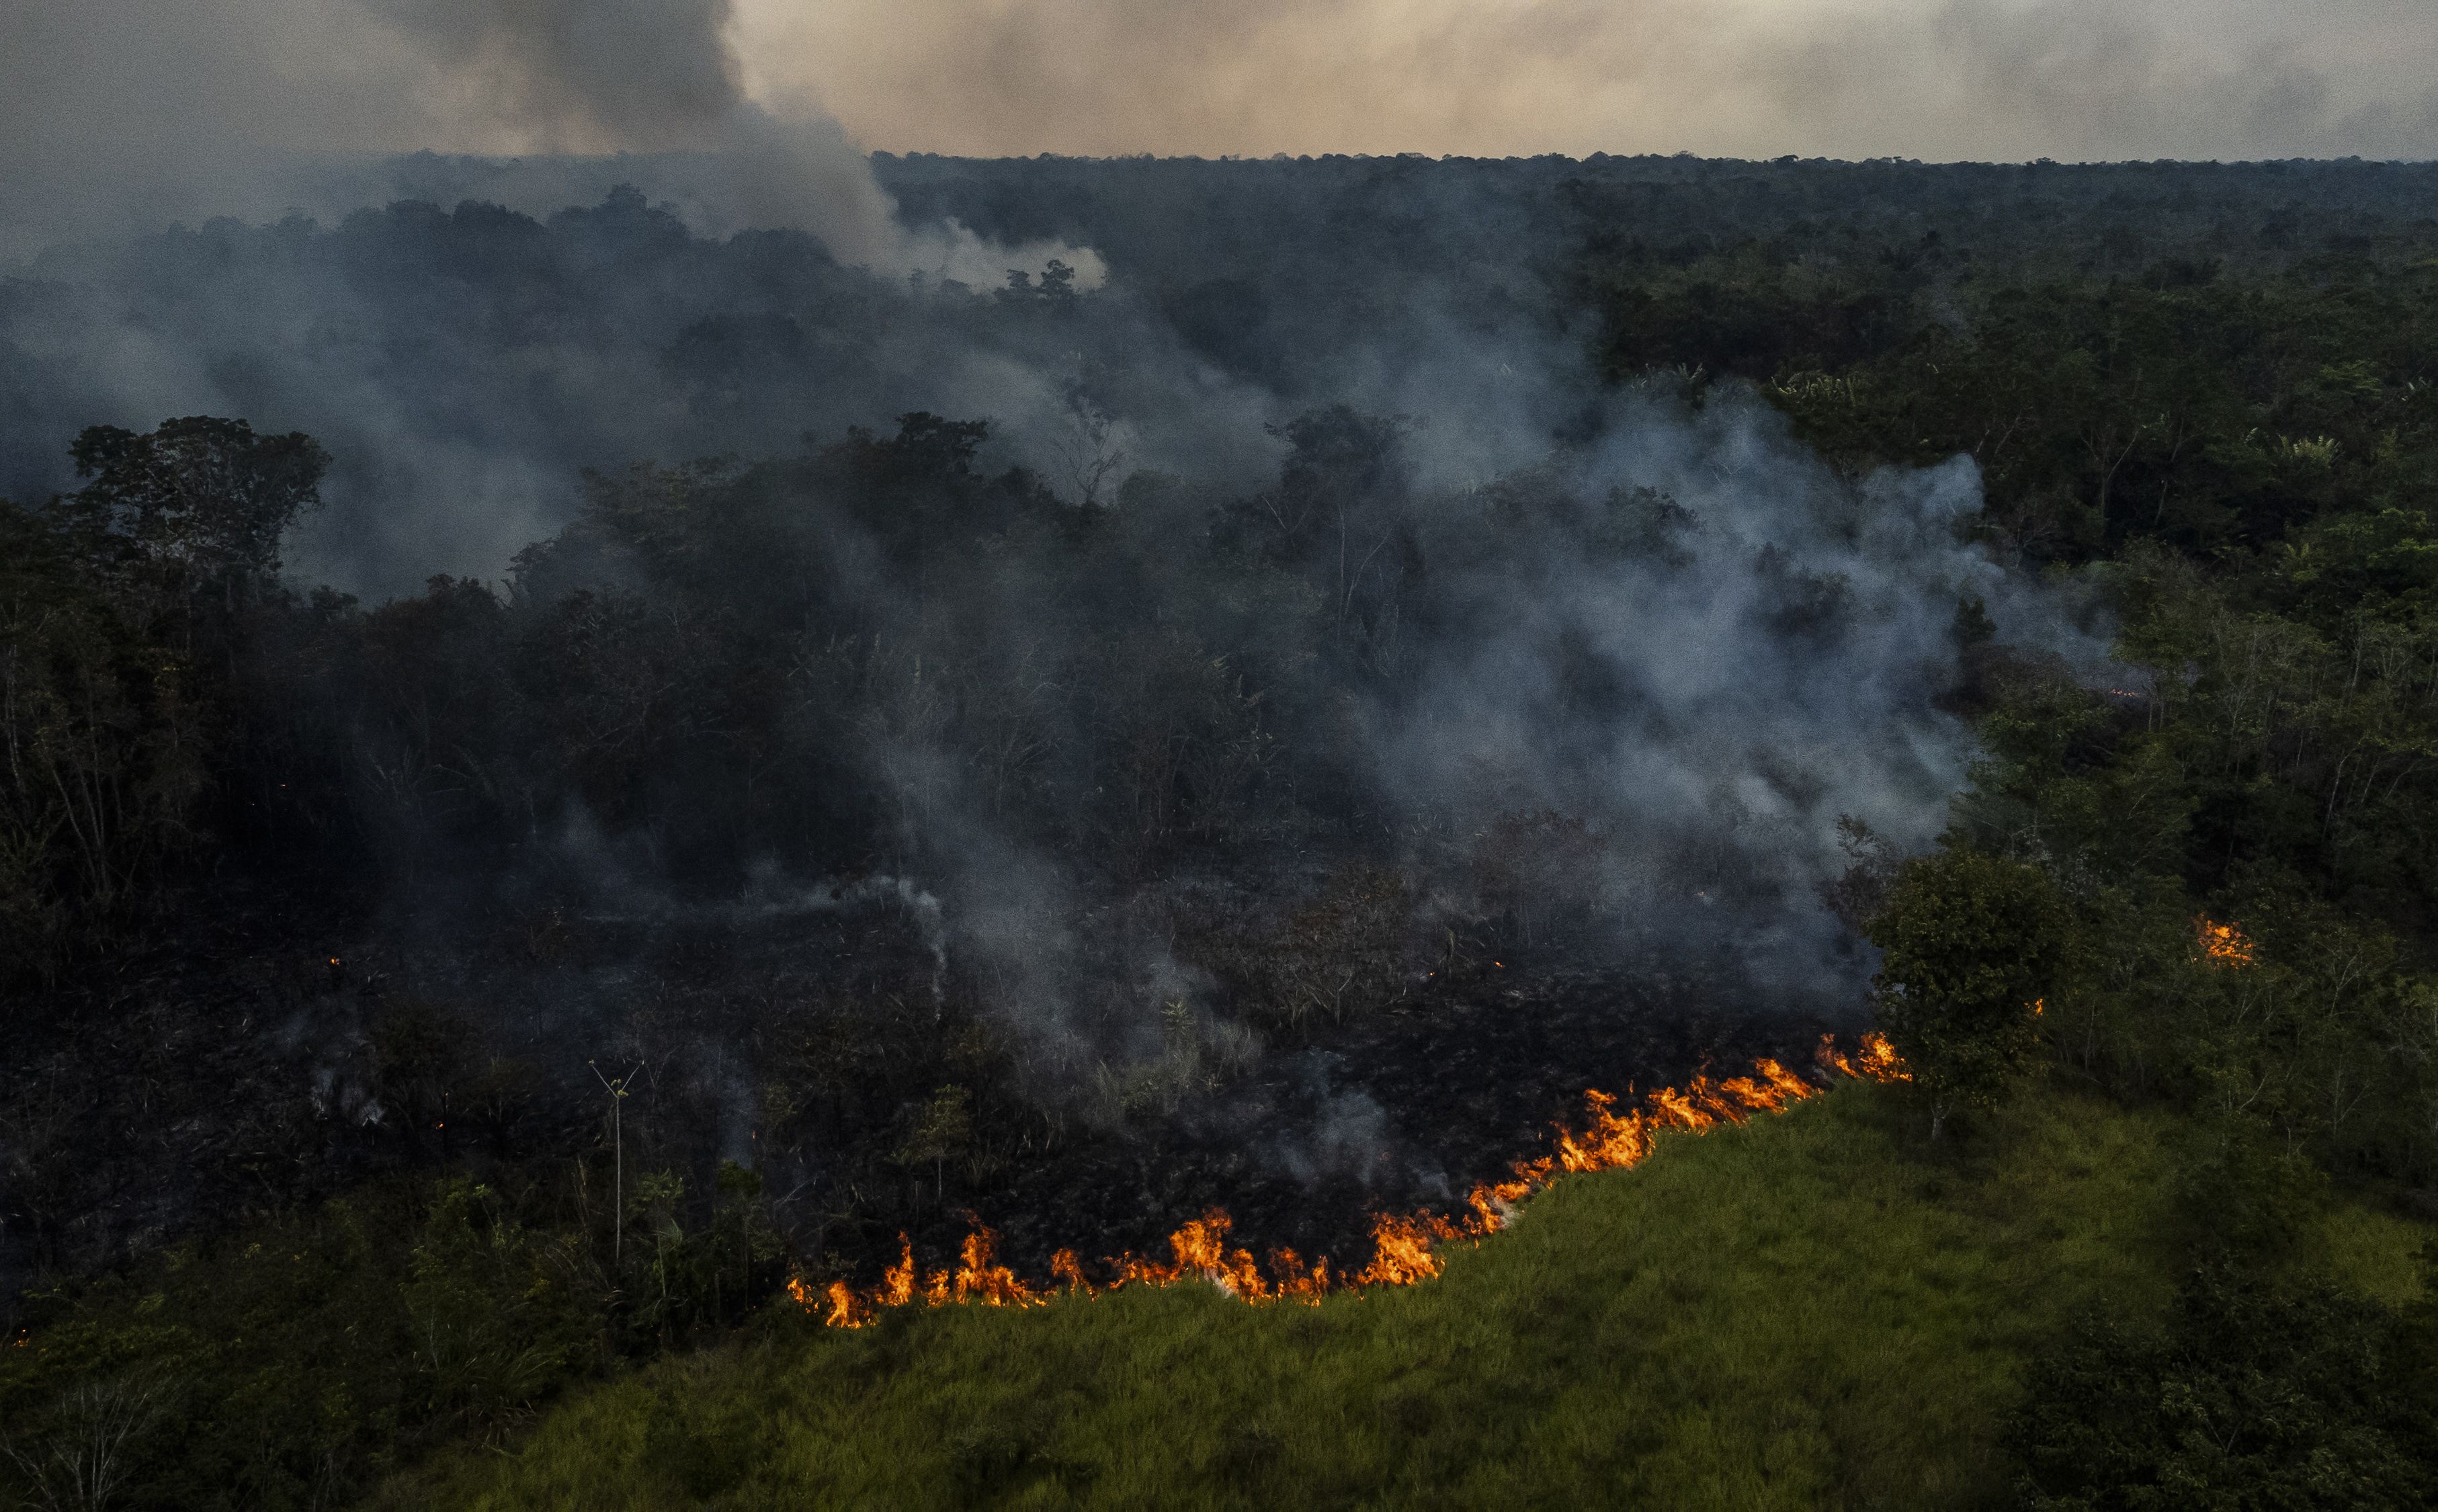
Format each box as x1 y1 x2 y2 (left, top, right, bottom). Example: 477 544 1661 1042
0 0 1093 280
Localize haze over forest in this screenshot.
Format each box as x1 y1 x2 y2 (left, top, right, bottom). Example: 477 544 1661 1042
9 0 2438 255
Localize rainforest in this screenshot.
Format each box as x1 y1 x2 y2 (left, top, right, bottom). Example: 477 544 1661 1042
5 144 2438 1509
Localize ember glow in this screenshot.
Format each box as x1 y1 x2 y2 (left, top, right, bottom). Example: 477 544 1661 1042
2195 917 2257 966
800 1032 1908 1327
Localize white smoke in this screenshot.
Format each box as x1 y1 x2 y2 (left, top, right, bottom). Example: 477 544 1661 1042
0 0 1099 280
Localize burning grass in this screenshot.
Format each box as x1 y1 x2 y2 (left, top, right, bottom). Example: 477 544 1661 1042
368 1074 2433 1511
798 1034 1901 1329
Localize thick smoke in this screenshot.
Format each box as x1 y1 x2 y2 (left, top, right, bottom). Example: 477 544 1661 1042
0 0 1095 282
349 0 1099 278
1368 395 2099 984
364 0 748 147
0 178 2112 1117
0 58 2120 1156
0 190 1140 593
356 0 907 264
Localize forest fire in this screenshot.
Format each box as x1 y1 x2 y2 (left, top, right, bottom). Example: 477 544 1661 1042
1817 1030 1910 1083
798 1032 1908 1328
2195 917 2257 966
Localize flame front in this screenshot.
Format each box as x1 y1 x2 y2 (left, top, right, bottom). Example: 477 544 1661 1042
796 1033 1908 1327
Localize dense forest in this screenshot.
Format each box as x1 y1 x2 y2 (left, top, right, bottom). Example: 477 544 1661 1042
5 154 2438 1507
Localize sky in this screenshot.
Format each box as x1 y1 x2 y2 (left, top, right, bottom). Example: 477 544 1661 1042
4 1 2435 192
735 0 2438 163
1 0 2433 258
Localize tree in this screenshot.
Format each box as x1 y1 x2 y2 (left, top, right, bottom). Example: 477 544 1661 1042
2012 1267 2435 1511
59 417 326 637
1 1373 170 1512
0 419 332 968
0 509 152 935
1867 849 2071 1138
892 1085 973 1203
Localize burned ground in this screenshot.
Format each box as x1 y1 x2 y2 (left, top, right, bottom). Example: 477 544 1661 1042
0 857 1847 1322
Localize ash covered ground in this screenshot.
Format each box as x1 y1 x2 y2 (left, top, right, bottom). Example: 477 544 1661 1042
0 860 1849 1307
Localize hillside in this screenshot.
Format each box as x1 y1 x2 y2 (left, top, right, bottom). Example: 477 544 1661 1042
371 1081 2431 1510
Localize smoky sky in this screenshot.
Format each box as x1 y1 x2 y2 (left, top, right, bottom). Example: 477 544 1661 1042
737 0 2438 163
365 0 745 145
8 2 2437 255
0 0 900 263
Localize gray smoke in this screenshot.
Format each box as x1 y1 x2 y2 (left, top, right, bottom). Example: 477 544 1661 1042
362 0 747 147
0 128 2118 1116
0 185 1133 593
1368 388 2107 984
0 0 1094 280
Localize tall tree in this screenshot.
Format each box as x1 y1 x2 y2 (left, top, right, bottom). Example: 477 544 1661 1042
1867 849 2072 1138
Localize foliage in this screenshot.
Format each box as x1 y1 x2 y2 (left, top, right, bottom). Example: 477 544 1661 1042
0 419 325 976
1868 850 2071 1138
0 1373 170 1512
0 1161 793 1511
1701 228 2438 1190
2012 1265 2437 1511
892 1087 976 1202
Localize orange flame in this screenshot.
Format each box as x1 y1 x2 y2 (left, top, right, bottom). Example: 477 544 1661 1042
823 1280 862 1329
1050 1248 1092 1295
878 1236 917 1307
1267 1248 1334 1304
1105 1209 1276 1299
2195 917 2255 966
952 1226 1040 1307
1814 1030 1910 1083
790 1034 1910 1327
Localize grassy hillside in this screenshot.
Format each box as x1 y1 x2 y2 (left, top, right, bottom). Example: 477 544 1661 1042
372 1082 2431 1511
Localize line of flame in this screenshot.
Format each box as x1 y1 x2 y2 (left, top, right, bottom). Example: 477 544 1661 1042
792 1031 1910 1327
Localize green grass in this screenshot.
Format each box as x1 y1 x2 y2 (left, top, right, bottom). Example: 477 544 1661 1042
373 1083 2428 1511
2319 1200 2435 1306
